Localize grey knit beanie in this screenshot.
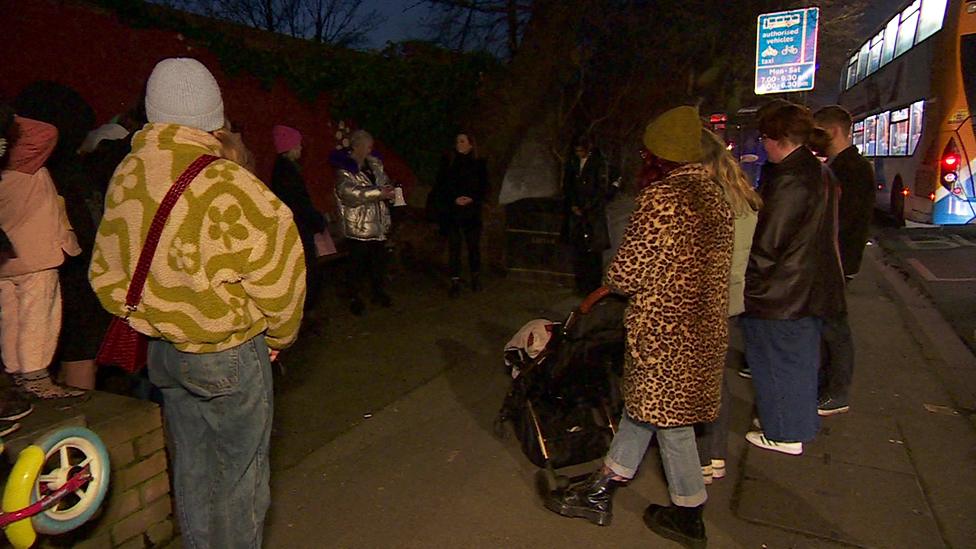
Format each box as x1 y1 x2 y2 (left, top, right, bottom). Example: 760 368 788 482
145 58 224 132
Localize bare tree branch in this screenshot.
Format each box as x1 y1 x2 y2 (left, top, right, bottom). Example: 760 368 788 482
159 0 383 47
422 0 532 56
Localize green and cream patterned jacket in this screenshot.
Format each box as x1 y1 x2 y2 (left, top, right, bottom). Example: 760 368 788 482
89 124 306 353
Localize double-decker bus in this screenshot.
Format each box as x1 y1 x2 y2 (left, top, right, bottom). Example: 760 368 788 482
838 0 976 225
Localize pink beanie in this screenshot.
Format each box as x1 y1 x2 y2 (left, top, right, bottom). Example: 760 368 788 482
272 125 302 154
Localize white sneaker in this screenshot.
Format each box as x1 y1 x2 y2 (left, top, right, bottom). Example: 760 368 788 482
746 431 803 455
710 459 726 479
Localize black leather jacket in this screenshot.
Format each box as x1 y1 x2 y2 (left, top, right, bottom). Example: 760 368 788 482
744 147 846 320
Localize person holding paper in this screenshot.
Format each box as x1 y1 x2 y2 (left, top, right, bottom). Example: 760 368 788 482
331 130 396 315
271 125 326 323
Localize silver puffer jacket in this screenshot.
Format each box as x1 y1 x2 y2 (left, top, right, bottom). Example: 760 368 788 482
334 155 391 241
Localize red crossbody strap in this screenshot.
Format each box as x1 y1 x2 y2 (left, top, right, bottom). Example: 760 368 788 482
124 154 219 309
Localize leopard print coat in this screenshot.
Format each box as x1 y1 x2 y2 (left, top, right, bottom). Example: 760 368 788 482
605 164 733 427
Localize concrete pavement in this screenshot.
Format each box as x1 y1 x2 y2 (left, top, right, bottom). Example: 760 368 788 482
259 241 976 548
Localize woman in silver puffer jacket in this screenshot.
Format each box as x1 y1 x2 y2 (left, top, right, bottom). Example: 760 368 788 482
330 130 395 314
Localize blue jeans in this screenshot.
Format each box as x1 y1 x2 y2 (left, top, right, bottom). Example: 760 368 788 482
698 317 739 465
605 412 707 507
148 335 273 549
741 316 822 442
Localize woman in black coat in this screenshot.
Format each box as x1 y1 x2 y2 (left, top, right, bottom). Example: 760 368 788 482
270 126 326 319
432 132 488 298
562 137 614 295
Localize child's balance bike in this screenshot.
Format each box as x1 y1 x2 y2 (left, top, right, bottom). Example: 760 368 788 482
0 426 110 548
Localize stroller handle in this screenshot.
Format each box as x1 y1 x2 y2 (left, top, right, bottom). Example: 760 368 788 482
579 287 612 314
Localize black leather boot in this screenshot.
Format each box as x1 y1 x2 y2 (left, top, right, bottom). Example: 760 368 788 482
643 503 706 549
543 470 619 526
448 278 461 298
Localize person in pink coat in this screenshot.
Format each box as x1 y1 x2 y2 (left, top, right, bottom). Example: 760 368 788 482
0 115 84 399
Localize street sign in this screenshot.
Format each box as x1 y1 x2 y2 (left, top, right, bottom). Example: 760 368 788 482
755 7 819 94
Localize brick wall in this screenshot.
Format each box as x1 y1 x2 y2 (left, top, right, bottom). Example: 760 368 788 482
2 391 179 548
78 400 175 548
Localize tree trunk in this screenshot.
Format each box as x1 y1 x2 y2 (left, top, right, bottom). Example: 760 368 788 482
505 0 519 59
465 0 594 269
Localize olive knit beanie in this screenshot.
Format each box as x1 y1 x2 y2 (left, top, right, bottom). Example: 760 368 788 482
145 58 224 132
643 106 703 163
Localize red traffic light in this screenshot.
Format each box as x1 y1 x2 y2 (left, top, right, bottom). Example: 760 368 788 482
942 153 961 169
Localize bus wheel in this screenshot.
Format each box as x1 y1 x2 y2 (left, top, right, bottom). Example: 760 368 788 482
890 177 906 227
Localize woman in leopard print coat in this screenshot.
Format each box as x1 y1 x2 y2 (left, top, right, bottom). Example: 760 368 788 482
606 163 733 427
545 106 733 548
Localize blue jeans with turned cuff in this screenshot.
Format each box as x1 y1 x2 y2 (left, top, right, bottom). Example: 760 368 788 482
605 411 707 507
148 334 273 549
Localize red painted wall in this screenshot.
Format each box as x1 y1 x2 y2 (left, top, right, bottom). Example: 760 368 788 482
0 0 417 212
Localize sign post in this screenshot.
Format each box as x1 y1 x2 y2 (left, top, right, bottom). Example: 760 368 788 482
755 7 820 95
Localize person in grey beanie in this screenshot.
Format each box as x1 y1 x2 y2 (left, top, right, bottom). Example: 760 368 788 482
90 57 305 549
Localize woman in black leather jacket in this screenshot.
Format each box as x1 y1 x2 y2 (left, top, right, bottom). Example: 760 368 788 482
741 103 846 456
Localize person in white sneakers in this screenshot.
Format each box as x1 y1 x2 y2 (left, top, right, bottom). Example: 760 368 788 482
740 102 846 456
696 129 762 482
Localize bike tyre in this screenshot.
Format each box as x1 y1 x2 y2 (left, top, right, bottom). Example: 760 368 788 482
30 427 111 535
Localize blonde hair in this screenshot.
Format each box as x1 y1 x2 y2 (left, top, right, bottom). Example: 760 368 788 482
701 129 762 216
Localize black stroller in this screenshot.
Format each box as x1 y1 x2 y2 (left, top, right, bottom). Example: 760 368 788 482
496 287 626 492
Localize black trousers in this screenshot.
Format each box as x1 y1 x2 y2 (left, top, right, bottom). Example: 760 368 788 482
819 312 854 399
300 238 321 314
446 223 481 279
573 249 603 294
346 239 388 299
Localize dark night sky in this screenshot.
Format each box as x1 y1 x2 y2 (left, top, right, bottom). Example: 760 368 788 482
362 0 914 49
361 0 428 49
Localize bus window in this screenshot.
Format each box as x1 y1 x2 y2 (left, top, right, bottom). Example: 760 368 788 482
916 0 948 44
961 35 976 127
882 15 900 66
910 100 925 154
868 31 884 75
891 107 910 155
877 111 891 156
858 42 871 81
847 54 859 88
853 121 865 154
895 2 921 57
865 115 878 156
